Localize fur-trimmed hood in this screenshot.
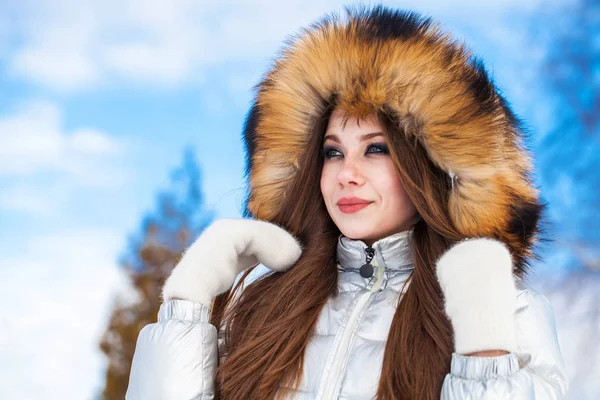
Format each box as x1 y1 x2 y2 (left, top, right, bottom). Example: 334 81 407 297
241 6 543 274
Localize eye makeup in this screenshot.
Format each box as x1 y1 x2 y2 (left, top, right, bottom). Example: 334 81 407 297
320 143 389 159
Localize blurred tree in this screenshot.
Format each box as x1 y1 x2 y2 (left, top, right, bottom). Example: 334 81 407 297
98 147 213 399
531 0 599 396
533 0 599 271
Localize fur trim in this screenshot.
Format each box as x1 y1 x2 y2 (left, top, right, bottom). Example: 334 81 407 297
436 238 518 354
242 6 542 274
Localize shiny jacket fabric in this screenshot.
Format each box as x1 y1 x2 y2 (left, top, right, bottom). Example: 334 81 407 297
126 231 569 399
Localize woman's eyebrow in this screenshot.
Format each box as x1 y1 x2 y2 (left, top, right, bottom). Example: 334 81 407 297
323 132 384 143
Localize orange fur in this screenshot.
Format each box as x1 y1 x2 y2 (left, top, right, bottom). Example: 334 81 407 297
244 9 540 262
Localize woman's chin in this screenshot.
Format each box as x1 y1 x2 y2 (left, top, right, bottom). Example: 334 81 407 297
337 226 377 242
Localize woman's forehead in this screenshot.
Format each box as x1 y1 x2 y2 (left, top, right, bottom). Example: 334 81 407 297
326 110 383 139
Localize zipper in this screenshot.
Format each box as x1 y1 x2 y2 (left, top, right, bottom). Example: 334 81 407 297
318 251 385 400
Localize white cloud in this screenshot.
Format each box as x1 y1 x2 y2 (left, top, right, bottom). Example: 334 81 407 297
0 101 123 175
103 42 193 84
0 228 136 399
0 101 63 173
0 99 134 221
0 99 129 181
69 128 122 155
0 182 70 216
13 46 100 90
7 0 218 91
6 0 552 92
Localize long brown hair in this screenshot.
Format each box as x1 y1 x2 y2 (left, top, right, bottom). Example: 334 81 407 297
210 106 464 399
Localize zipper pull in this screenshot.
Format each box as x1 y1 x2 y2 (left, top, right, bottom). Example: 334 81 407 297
368 257 385 292
360 246 375 278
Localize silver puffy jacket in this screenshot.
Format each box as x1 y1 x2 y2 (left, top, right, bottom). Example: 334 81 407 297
126 232 569 399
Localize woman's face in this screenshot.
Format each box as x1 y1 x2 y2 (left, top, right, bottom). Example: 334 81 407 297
320 109 419 245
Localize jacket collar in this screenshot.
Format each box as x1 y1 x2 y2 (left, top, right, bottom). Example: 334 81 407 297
336 230 414 272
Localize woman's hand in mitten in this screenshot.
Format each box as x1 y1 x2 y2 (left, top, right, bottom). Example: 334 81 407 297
162 218 303 306
435 238 518 356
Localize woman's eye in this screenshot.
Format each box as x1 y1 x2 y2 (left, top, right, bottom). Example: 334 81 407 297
321 146 342 159
366 143 389 154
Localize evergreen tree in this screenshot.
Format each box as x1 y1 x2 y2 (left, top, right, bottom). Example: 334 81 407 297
98 147 213 399
533 0 599 272
531 1 599 395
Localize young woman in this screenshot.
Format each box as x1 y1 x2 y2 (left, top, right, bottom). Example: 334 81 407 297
126 6 568 399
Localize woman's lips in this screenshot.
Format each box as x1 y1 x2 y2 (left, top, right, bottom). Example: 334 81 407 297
338 202 372 214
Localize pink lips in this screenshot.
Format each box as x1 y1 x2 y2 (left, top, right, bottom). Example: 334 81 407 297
336 197 373 214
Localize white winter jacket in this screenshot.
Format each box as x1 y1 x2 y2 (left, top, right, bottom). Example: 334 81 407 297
126 231 569 399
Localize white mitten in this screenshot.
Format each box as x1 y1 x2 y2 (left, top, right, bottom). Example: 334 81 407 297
436 238 518 355
162 218 303 306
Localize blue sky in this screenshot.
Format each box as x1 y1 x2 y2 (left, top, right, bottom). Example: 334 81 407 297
3 0 588 398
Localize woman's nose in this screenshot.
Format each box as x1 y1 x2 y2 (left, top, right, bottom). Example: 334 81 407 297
337 159 365 186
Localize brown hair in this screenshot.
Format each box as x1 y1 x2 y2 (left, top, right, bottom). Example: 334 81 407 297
210 107 464 399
